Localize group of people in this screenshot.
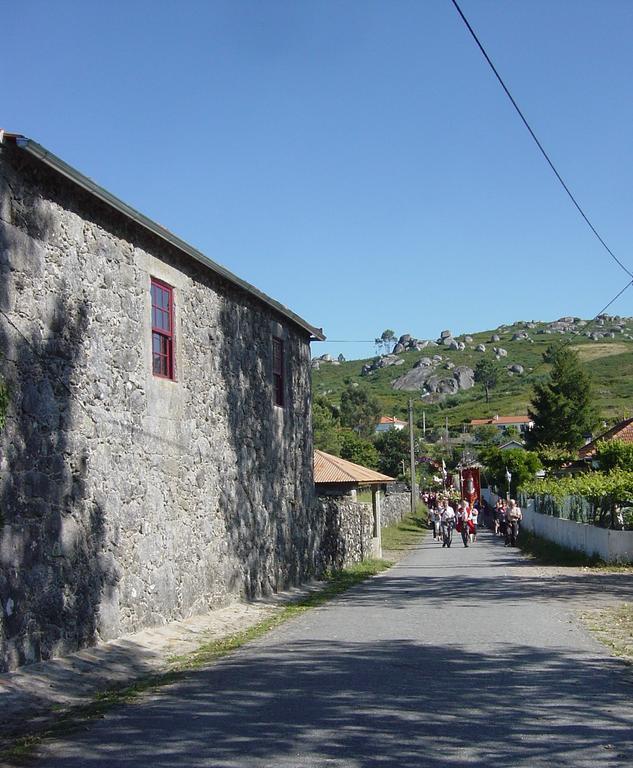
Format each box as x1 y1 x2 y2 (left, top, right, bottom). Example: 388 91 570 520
492 498 523 546
425 494 522 548
427 497 481 548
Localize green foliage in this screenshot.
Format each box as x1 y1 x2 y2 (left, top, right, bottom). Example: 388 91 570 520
374 428 410 478
520 468 633 527
339 383 381 439
504 425 520 440
480 447 542 496
312 395 342 454
474 424 500 445
595 439 633 471
527 346 597 450
474 358 499 403
536 443 578 470
339 430 379 469
375 329 396 354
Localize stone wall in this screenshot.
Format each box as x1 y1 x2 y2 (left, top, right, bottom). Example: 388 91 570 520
0 143 319 671
315 498 373 571
381 491 410 528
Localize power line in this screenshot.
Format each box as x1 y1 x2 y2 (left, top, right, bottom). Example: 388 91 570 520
450 0 633 280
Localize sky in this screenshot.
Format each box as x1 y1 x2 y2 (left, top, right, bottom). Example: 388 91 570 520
2 0 633 360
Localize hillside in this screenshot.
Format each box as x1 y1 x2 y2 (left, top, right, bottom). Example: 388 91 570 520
311 315 633 435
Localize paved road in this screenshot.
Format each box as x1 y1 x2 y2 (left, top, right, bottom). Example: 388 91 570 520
32 532 633 767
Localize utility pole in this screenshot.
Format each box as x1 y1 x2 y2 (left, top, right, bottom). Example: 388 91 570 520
409 399 417 515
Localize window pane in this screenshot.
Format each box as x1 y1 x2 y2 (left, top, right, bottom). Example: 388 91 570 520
151 280 174 380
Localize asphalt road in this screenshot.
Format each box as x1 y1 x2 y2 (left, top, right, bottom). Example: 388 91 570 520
32 531 633 767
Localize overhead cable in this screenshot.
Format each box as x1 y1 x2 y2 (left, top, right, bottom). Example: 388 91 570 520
450 0 633 280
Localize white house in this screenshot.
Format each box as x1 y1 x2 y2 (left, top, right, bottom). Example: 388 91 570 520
375 416 407 434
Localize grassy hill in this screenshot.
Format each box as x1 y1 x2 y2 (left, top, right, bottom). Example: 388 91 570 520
312 317 633 436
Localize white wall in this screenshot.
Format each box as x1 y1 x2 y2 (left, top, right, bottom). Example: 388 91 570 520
522 499 633 563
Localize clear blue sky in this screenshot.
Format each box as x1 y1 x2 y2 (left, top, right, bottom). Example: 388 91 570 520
3 1 633 360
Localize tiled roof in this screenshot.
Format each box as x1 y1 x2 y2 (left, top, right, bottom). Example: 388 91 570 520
579 418 633 458
470 415 532 426
314 450 395 485
378 416 407 425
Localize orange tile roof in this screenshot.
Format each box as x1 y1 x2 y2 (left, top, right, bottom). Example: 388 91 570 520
579 418 633 458
314 450 395 485
470 415 532 426
378 416 407 425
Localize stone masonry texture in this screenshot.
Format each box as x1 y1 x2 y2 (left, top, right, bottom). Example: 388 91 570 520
380 491 410 528
0 143 320 672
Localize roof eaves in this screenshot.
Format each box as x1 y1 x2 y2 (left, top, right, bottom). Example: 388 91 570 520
4 133 325 342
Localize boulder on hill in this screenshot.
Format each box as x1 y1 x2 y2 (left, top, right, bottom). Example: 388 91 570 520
392 361 475 396
361 355 405 376
475 344 486 352
508 363 524 374
491 334 501 342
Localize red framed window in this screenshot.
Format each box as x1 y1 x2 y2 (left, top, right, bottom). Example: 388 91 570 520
151 278 175 379
272 337 284 407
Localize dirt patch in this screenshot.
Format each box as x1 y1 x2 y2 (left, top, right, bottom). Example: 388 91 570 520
571 342 630 361
580 603 633 662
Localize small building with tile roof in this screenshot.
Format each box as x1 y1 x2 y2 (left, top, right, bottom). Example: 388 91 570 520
375 415 407 433
579 418 633 459
470 415 533 434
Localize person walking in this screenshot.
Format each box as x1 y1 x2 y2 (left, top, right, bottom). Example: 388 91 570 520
505 499 522 546
440 499 455 548
470 501 479 543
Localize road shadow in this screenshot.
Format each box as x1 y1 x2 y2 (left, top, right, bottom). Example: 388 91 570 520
33 636 633 767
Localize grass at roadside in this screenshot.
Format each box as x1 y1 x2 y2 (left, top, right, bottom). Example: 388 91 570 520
381 504 428 552
1 559 390 765
517 528 633 571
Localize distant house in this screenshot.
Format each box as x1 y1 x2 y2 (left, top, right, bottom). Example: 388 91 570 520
470 415 534 435
499 440 525 451
579 418 633 459
375 416 407 433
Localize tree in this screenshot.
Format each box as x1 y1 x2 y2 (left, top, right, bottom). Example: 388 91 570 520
312 395 342 454
527 346 597 450
595 439 633 471
374 329 396 355
473 424 500 445
340 431 379 469
480 447 542 497
374 428 410 478
339 384 381 439
474 359 499 403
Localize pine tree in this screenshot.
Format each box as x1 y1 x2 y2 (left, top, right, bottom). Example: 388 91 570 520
474 359 499 404
527 346 597 450
339 384 381 439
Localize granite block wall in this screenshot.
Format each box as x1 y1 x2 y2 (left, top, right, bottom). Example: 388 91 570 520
316 497 373 571
0 143 319 671
381 491 410 528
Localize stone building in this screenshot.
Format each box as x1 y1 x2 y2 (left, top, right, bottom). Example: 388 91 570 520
0 132 325 671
